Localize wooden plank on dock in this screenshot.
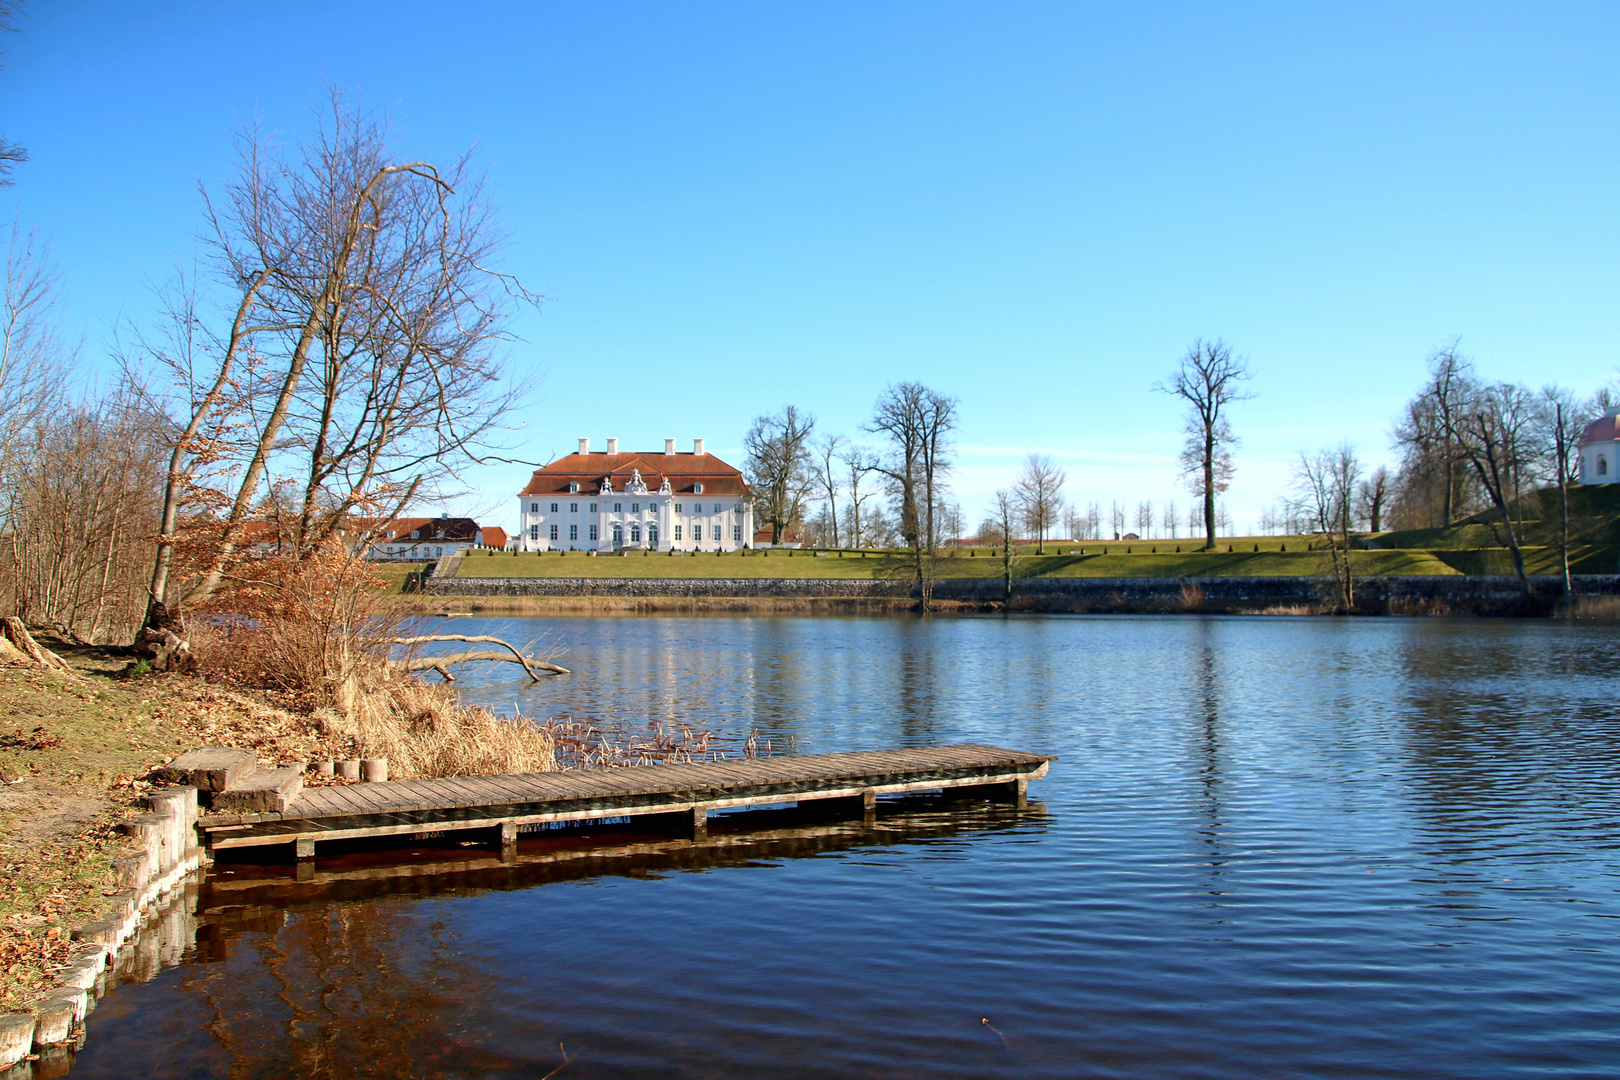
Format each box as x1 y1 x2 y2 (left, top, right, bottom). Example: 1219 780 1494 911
199 744 1054 850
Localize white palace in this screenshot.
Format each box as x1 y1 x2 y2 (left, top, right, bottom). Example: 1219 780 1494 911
517 438 755 552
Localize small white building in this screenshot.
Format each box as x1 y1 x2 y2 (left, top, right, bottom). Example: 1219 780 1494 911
1577 409 1620 485
517 438 755 553
366 515 501 560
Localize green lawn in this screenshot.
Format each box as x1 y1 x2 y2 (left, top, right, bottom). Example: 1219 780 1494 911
453 546 1465 580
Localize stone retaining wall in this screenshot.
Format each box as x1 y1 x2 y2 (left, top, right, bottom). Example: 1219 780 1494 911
427 574 1620 608
0 787 205 1068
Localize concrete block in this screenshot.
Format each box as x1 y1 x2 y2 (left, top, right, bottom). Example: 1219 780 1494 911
32 987 85 1046
0 1013 34 1067
109 850 150 890
211 767 304 813
69 920 120 947
360 758 388 783
337 760 360 781
149 748 256 792
58 955 102 991
313 760 335 777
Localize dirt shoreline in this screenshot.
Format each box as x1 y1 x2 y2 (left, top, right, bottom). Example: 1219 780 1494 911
0 638 349 1020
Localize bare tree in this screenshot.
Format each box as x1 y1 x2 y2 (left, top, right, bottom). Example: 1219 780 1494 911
840 443 878 549
2 388 164 641
1013 453 1065 554
1162 499 1177 539
1135 499 1154 540
1356 467 1389 532
994 489 1018 601
1156 339 1253 549
1111 501 1125 540
0 4 29 187
0 219 63 472
139 92 536 643
867 382 957 608
810 433 846 548
1447 381 1533 597
1391 346 1479 529
1536 385 1584 599
744 405 816 546
1292 443 1361 612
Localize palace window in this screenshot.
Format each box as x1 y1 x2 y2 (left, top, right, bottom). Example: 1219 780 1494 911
674 525 682 541
569 482 579 493
529 526 538 540
630 525 641 543
550 503 558 512
674 503 683 513
529 503 537 513
714 504 722 513
631 503 639 513
713 525 722 542
612 524 624 545
693 482 703 494
733 525 742 543
649 524 659 545
589 503 598 513
589 524 598 541
569 525 578 541
570 503 578 513
613 502 622 513
549 524 558 541
735 504 742 513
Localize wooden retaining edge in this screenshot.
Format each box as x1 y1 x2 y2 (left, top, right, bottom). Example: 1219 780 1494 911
0 787 205 1067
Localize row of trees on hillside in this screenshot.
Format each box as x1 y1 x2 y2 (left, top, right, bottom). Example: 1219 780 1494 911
744 383 960 606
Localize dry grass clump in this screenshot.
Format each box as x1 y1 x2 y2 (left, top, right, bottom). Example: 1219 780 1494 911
181 547 561 779
320 674 556 780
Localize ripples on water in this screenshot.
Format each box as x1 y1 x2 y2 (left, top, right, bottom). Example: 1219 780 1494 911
72 615 1620 1078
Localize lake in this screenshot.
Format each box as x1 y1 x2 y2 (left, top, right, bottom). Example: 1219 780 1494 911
69 614 1620 1078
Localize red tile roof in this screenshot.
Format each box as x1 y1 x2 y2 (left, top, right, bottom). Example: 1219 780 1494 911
376 517 482 543
519 451 752 497
1577 412 1620 447
480 526 508 549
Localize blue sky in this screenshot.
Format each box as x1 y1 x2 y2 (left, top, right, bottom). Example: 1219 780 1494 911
5 2 1616 532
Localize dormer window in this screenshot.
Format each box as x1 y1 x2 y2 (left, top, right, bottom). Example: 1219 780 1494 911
569 482 579 493
411 530 419 539
693 482 704 494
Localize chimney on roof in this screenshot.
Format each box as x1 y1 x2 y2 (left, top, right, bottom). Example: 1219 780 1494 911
578 437 589 454
607 437 618 455
665 438 675 455
694 437 705 455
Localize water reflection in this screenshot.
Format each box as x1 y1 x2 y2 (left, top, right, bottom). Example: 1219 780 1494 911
68 614 1620 1080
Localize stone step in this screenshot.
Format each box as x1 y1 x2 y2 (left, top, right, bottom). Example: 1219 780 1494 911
211 767 304 813
150 747 257 792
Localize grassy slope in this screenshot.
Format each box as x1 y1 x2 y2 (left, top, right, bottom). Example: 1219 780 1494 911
455 485 1620 582
456 546 1460 579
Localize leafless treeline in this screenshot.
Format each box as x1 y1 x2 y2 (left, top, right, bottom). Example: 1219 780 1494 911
0 224 165 641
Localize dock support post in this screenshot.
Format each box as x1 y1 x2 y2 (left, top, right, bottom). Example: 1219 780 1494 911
498 820 518 861
294 837 315 860
807 790 877 824
642 807 707 840
953 778 1028 807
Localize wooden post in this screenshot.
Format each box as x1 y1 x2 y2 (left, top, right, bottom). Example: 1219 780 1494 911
499 820 518 862
295 837 315 860
642 807 707 840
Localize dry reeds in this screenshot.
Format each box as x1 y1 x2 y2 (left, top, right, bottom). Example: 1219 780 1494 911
186 545 561 779
329 675 557 779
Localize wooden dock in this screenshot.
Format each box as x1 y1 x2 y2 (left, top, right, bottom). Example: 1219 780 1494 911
199 744 1054 859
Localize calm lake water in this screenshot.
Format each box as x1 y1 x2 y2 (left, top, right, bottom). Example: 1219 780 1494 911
72 614 1620 1078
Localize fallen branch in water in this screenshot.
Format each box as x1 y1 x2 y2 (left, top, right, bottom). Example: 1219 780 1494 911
381 634 570 681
